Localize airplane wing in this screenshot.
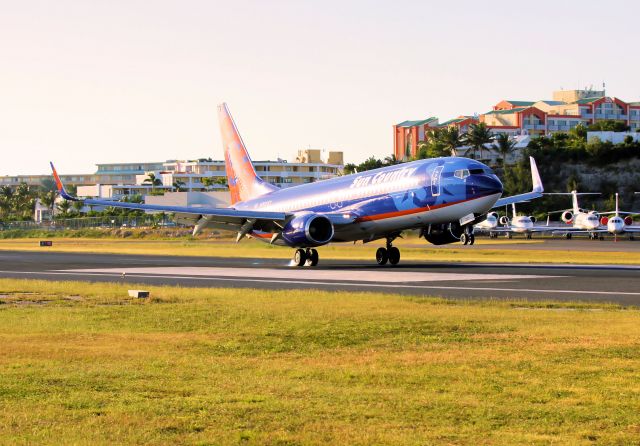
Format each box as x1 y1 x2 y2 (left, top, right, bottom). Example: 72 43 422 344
51 162 355 237
492 157 543 209
487 227 551 233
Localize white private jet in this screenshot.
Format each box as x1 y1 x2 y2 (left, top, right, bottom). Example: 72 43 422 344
545 190 603 239
475 203 542 239
598 193 640 240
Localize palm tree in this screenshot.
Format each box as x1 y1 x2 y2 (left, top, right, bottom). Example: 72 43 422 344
464 123 494 160
39 189 57 220
493 133 517 167
142 173 163 192
13 183 35 220
173 180 186 192
0 186 13 219
439 127 465 156
383 154 401 166
56 200 72 217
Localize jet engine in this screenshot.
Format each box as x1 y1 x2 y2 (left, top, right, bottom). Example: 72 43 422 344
530 216 537 224
624 216 633 226
561 211 574 223
423 223 464 245
281 212 334 247
600 216 609 226
499 216 510 225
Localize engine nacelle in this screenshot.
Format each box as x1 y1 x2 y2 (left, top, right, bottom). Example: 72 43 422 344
600 216 609 226
530 216 537 224
281 212 334 247
561 211 574 223
624 216 633 226
423 223 464 246
499 216 510 226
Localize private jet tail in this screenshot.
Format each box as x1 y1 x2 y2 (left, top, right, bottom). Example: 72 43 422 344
218 103 278 204
545 190 600 213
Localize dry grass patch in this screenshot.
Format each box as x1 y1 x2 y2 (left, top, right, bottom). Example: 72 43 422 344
0 279 639 444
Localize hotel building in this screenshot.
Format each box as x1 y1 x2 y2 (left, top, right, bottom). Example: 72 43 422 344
394 89 640 161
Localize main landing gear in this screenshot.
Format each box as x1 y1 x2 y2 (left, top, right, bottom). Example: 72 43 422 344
293 248 319 267
376 238 401 266
459 227 475 245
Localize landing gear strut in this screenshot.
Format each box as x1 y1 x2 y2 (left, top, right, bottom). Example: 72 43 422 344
293 248 319 267
376 237 401 266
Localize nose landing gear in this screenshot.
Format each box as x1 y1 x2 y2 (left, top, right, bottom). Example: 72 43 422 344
376 238 401 265
293 248 319 267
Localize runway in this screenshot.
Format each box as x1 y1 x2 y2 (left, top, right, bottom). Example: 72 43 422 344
1 250 640 304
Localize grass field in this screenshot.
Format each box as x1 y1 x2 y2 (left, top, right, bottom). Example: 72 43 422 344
1 279 640 445
1 237 640 265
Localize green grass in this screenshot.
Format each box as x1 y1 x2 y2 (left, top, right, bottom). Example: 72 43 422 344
1 279 640 444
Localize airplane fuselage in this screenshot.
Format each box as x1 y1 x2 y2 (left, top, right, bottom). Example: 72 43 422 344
235 157 503 243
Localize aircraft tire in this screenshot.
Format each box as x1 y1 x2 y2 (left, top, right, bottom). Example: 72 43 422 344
376 247 389 265
460 233 469 245
306 249 319 266
294 248 307 267
388 247 400 265
469 234 475 245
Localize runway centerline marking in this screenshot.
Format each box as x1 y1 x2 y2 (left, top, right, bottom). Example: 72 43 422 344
55 267 563 283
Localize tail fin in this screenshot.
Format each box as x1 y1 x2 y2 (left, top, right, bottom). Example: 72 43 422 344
50 162 78 201
217 103 278 204
571 190 579 214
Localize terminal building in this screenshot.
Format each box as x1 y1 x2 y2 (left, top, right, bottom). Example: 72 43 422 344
394 88 640 161
0 149 344 205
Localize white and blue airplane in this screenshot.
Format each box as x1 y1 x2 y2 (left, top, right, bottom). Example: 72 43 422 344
52 103 543 266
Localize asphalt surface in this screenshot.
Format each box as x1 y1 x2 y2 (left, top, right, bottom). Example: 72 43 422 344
1 250 639 304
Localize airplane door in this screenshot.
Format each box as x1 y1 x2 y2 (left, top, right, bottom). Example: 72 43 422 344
431 165 444 197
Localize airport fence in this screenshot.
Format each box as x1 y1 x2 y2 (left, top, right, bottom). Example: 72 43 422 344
0 215 179 232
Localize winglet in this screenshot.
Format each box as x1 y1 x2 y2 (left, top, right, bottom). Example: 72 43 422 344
50 162 78 201
530 156 543 193
491 157 544 209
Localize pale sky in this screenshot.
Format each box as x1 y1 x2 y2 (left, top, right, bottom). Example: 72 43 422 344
1 0 638 175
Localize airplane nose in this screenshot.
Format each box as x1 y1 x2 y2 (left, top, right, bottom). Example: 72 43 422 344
474 175 503 196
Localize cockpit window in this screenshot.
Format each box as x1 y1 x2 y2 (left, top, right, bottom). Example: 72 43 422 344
469 168 485 175
454 169 470 179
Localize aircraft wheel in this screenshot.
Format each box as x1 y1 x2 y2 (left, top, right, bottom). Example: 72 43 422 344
566 233 572 240
376 247 388 265
306 249 319 266
469 234 475 245
293 248 307 267
460 233 469 245
630 236 635 241
599 235 604 241
507 233 513 239
388 247 400 265
526 234 532 240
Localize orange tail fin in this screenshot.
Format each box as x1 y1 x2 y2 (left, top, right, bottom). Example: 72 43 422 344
218 103 277 204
